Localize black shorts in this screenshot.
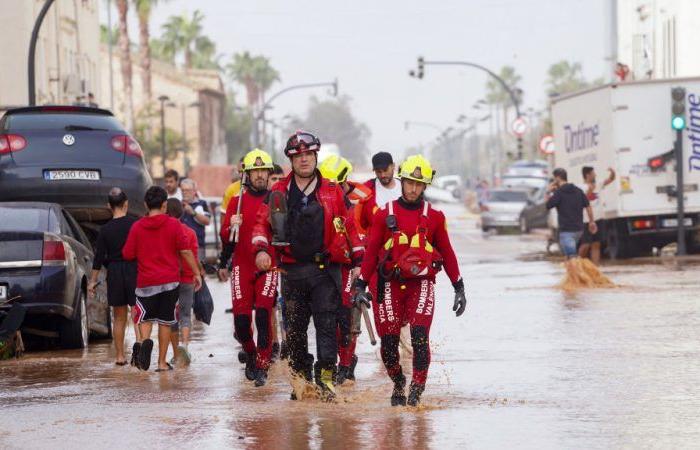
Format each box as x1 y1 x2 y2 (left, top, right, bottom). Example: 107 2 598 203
106 262 137 307
581 220 603 244
134 287 180 325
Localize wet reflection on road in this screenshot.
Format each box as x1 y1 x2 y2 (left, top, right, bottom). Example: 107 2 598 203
2 206 700 448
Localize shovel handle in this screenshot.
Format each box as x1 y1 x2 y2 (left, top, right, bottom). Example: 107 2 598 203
361 304 377 346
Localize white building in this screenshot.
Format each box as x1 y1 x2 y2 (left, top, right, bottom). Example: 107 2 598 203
617 0 700 80
0 0 101 108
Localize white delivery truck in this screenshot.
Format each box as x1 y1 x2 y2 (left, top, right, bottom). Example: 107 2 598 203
551 77 700 258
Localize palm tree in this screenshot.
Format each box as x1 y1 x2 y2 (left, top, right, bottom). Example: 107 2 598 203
225 52 280 109
133 0 170 102
161 10 205 69
116 0 135 131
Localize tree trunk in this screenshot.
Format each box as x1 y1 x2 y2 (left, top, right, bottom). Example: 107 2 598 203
117 0 135 132
184 48 192 69
137 9 152 102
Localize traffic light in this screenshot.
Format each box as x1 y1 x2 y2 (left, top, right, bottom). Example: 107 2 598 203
648 148 675 172
671 87 686 130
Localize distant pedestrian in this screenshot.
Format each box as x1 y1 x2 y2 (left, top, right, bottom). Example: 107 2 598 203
546 168 596 258
87 92 98 108
269 163 285 188
180 178 211 261
578 166 615 265
88 187 138 366
122 186 202 372
165 198 198 366
164 169 182 201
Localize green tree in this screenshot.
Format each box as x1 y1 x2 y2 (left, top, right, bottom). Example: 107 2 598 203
545 60 604 96
190 36 221 70
287 95 371 165
149 37 175 64
225 52 280 108
485 65 522 106
100 24 118 45
116 0 135 131
134 121 184 164
133 0 171 101
224 91 253 163
161 10 207 69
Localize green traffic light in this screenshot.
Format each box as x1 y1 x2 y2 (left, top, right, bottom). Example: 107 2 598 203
672 116 686 130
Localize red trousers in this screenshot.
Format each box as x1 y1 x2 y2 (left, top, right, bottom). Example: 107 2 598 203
231 262 278 370
337 265 358 367
372 277 435 385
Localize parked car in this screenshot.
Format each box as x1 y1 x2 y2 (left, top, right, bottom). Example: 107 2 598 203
506 159 550 178
518 186 550 232
0 106 152 222
480 188 531 232
0 202 110 349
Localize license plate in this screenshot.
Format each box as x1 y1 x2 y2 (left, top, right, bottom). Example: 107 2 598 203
0 285 6 301
662 218 692 228
45 170 100 181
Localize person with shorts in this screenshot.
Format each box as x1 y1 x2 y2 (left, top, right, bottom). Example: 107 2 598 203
546 168 596 258
166 198 198 366
578 166 616 265
123 186 202 372
88 187 138 366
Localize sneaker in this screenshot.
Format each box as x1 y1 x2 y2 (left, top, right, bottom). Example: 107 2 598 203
244 352 257 381
177 345 191 366
390 372 407 406
335 365 350 386
407 382 425 407
138 339 153 371
130 342 141 369
254 369 268 387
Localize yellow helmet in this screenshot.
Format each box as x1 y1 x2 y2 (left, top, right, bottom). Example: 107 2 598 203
318 154 353 183
398 154 434 185
242 148 274 172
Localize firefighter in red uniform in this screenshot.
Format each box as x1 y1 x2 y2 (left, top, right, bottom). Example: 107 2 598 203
352 155 467 406
318 155 371 385
252 131 362 401
219 149 279 387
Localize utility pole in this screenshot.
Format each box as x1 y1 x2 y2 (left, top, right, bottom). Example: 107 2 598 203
158 95 170 178
28 0 56 105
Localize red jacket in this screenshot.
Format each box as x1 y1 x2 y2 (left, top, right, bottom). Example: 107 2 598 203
360 199 461 284
346 180 374 235
252 171 362 265
180 224 198 284
220 188 271 265
122 214 188 288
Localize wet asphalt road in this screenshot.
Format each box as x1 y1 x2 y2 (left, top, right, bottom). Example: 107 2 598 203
2 204 700 449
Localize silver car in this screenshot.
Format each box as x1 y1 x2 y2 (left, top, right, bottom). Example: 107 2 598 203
480 188 530 232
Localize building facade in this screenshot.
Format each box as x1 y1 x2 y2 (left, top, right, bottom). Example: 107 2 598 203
0 0 101 108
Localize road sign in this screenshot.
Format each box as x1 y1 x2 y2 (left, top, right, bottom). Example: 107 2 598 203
511 117 528 137
539 134 555 154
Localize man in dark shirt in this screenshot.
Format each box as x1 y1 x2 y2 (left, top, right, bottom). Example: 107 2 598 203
88 187 138 365
180 178 210 261
546 168 596 258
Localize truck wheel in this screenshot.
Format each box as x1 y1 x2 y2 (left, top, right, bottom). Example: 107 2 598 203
59 290 89 349
605 221 628 260
519 216 529 234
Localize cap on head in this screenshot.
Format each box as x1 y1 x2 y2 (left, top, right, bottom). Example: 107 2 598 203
242 148 274 172
398 154 434 185
318 154 353 183
284 130 321 158
372 151 394 170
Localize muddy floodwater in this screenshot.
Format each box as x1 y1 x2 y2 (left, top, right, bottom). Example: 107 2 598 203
2 205 700 449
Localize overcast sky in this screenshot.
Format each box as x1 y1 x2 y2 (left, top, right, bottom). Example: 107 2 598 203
102 0 611 159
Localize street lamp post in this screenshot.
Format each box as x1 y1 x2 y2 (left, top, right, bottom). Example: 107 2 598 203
158 95 170 178
254 79 338 147
28 0 56 106
409 57 525 159
179 101 200 175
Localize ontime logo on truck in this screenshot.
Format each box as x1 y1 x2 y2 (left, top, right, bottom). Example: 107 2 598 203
688 93 700 171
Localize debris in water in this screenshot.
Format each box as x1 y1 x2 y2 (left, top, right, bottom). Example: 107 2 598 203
559 257 615 291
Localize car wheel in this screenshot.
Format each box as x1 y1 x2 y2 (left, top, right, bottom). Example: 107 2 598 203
59 289 89 349
519 216 529 234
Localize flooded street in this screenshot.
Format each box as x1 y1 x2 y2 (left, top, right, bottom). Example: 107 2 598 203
2 204 700 449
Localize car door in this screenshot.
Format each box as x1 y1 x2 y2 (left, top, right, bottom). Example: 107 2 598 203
529 188 549 228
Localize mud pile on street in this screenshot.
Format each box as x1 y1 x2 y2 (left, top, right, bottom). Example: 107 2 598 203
559 258 615 290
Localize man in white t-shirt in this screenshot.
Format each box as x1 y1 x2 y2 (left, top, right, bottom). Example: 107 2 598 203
578 166 615 265
164 169 183 201
364 151 402 208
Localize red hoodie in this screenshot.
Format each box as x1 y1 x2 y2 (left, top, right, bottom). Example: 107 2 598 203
179 223 198 284
122 214 188 288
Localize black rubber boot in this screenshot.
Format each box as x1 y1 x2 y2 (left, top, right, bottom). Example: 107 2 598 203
407 382 425 407
347 354 358 381
271 342 280 361
335 365 350 386
237 350 247 364
390 370 407 406
254 368 268 387
244 352 257 381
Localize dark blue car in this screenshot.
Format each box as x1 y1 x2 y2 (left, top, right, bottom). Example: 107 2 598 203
0 202 110 349
0 106 151 221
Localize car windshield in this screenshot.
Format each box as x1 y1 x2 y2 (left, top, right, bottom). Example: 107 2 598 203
0 207 48 232
489 191 529 202
3 113 123 132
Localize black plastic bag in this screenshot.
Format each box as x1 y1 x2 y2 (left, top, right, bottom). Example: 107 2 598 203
193 279 214 325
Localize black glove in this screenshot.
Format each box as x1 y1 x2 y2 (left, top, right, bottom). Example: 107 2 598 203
218 242 234 271
452 278 467 317
351 278 372 309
